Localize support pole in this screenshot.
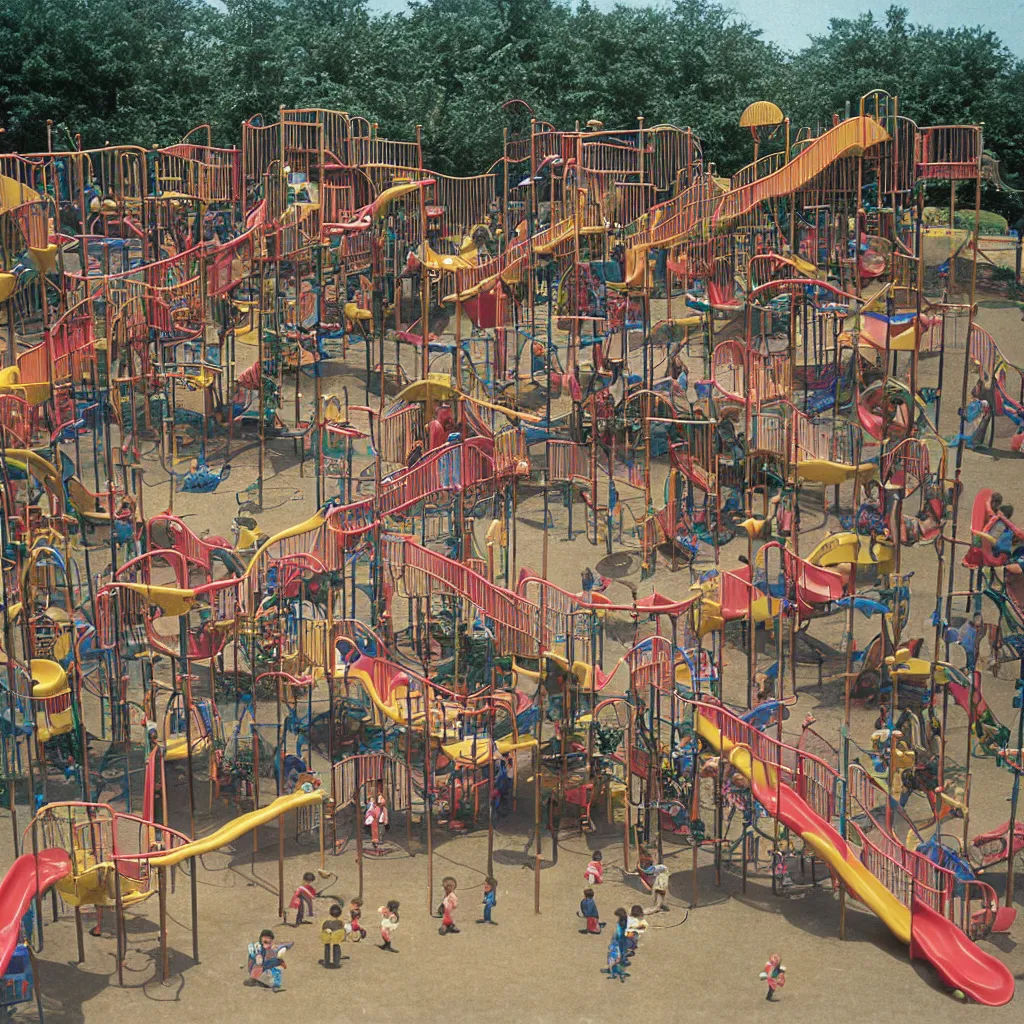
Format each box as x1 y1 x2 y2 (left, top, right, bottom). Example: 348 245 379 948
159 866 169 983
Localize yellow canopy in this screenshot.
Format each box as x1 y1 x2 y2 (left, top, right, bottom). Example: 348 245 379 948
397 373 457 406
119 583 196 617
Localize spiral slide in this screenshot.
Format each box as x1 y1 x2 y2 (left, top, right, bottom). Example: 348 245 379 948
695 708 1014 1006
0 851 72 976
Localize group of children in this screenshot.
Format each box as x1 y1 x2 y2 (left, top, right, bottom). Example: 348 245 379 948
247 871 503 989
438 875 499 932
246 873 402 989
577 849 668 983
249 855 783 1000
580 848 786 999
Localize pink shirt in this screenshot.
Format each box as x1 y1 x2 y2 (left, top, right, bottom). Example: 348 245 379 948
443 892 459 912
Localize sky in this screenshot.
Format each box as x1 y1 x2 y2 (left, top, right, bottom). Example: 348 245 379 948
367 0 1024 56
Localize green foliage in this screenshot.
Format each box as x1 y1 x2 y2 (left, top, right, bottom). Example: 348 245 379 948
0 0 1021 220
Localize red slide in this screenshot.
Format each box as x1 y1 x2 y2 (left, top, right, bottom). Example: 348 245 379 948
718 564 753 621
910 898 1015 1006
0 850 72 975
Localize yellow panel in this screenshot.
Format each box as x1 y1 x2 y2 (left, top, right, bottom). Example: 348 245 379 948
739 101 785 128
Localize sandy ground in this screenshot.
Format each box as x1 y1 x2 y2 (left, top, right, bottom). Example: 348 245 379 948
3 291 1024 1023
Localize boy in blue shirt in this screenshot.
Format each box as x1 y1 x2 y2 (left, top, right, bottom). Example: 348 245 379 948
478 876 498 925
578 888 603 934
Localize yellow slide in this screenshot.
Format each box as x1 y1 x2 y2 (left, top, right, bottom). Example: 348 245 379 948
3 448 62 495
796 459 878 486
347 664 535 764
117 582 197 617
806 532 895 576
694 707 911 942
416 241 478 272
4 448 125 525
149 791 324 869
246 510 327 576
0 367 50 406
713 116 890 227
0 602 21 663
30 659 74 742
345 666 422 728
0 173 40 212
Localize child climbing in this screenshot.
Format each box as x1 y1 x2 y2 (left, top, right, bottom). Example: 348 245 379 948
478 876 498 925
378 900 400 952
438 876 459 935
578 888 603 934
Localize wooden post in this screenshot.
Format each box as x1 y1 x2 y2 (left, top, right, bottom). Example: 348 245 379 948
28 946 45 1024
159 866 169 983
278 813 285 919
355 758 364 900
190 856 200 962
112 863 125 987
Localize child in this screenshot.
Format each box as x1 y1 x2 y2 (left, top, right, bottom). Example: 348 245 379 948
760 953 786 1001
771 848 794 890
584 849 604 885
958 612 985 674
364 793 390 846
247 929 291 991
478 876 498 925
612 907 630 967
320 903 345 968
345 897 367 942
638 861 670 913
285 871 320 926
578 888 603 934
602 936 628 982
438 876 459 935
377 900 400 952
625 905 648 954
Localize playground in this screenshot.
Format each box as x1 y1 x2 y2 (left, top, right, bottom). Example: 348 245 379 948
2 97 1024 1021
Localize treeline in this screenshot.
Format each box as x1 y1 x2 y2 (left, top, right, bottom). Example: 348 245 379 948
1 0 1022 210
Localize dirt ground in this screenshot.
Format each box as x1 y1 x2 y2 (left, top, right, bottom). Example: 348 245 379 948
4 293 1024 1023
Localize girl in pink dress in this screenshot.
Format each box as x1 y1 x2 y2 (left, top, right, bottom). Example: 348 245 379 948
364 793 390 846
438 876 459 935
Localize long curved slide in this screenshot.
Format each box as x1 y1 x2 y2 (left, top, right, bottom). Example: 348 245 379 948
148 791 324 870
712 116 891 228
0 850 72 975
695 709 1014 1005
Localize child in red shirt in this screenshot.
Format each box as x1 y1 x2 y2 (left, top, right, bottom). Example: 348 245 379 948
584 849 604 885
285 872 320 926
345 897 367 941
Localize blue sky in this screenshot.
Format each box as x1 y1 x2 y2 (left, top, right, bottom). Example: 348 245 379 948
368 0 1024 55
